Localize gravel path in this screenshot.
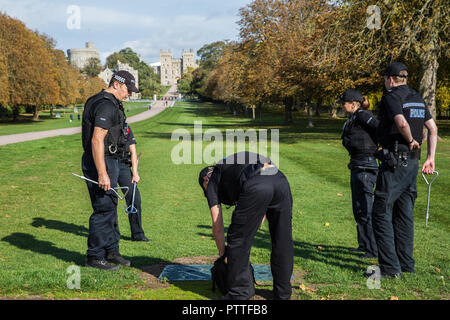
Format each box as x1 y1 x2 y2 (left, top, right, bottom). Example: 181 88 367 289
0 85 177 146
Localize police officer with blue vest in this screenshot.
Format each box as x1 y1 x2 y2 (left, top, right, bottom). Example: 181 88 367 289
117 124 150 242
368 62 438 278
81 70 139 271
340 89 379 258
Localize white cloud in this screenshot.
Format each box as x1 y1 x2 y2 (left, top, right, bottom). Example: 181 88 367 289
0 0 247 65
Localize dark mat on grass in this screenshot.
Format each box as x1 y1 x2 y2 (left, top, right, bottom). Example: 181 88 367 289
158 264 293 281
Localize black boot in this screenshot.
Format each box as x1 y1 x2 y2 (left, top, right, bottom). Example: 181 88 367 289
132 236 151 242
106 252 131 267
85 258 120 271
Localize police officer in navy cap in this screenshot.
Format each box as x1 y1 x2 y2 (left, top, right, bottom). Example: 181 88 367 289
339 89 379 259
368 62 438 278
81 70 139 270
199 152 294 300
116 123 150 242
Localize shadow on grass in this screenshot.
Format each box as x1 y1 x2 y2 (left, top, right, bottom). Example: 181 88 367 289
1 232 85 265
139 103 346 145
1 227 290 299
31 218 89 237
1 233 218 299
30 217 135 241
197 224 364 273
22 218 221 298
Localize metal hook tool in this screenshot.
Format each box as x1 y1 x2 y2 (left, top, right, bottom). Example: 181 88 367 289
72 173 129 200
125 152 141 215
421 171 439 226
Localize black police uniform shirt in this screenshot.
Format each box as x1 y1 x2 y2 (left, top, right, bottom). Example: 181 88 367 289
377 85 432 150
341 109 379 159
82 91 122 154
206 152 271 208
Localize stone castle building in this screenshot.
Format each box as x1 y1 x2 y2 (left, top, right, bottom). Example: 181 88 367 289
160 49 198 86
67 42 100 70
98 61 141 100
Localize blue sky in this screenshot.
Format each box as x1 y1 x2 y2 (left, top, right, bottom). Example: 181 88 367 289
0 0 253 64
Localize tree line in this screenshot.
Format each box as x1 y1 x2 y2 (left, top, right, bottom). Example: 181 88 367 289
181 0 449 123
82 47 163 98
0 13 106 121
0 13 163 122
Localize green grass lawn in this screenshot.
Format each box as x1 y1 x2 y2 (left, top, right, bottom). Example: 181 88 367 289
0 101 152 136
0 101 448 300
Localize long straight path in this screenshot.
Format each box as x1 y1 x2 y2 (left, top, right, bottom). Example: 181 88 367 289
0 85 177 146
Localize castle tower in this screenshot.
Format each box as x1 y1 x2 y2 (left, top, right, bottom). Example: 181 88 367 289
182 49 197 74
160 49 198 86
171 58 182 82
67 42 100 70
160 49 174 86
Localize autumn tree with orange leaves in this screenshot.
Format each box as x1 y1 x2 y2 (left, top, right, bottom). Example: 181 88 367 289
199 0 448 123
0 13 106 121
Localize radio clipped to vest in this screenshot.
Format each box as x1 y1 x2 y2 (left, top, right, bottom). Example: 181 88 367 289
104 106 127 157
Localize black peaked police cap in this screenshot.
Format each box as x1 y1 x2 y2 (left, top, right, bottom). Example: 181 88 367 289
337 89 363 104
384 62 408 78
112 70 139 93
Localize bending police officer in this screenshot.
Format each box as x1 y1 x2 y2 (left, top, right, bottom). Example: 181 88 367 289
370 62 438 278
199 152 294 300
340 89 379 258
81 70 140 270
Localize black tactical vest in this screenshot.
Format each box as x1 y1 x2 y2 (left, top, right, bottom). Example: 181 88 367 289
377 86 428 151
81 91 126 157
341 110 377 159
116 109 132 160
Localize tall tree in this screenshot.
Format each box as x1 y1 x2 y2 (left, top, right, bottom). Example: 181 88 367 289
191 41 227 98
318 0 449 119
0 14 59 120
0 39 9 108
105 48 161 97
83 57 101 78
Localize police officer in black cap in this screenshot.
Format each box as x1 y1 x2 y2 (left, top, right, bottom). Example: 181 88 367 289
369 62 438 278
199 152 294 300
339 89 379 259
81 70 140 270
117 125 150 242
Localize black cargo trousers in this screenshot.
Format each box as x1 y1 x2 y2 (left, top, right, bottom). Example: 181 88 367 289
372 153 418 275
225 169 294 300
118 160 145 240
82 152 121 260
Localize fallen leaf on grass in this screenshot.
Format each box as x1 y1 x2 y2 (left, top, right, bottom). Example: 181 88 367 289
390 296 399 300
430 265 441 273
299 283 316 293
4 214 10 218
317 246 324 250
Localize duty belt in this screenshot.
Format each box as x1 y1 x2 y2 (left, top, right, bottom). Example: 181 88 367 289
394 149 420 168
